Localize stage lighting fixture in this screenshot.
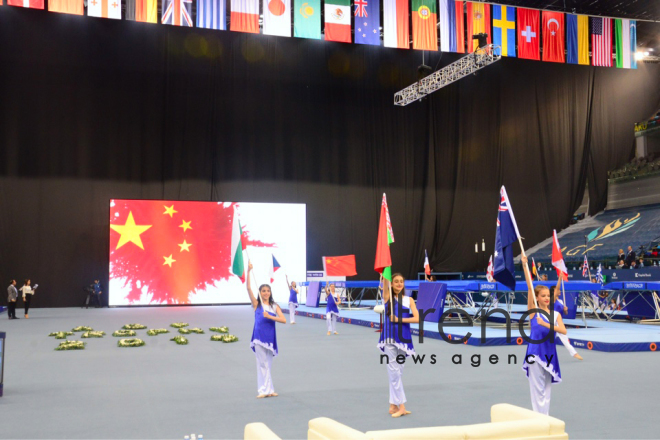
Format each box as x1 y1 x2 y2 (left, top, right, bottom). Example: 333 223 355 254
473 33 488 49
394 44 501 106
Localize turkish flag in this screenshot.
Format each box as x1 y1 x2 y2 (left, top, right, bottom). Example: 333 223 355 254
7 0 44 8
517 7 540 60
542 11 565 63
323 255 357 277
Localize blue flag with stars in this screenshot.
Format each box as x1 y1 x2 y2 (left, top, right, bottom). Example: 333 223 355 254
493 187 519 290
354 0 380 46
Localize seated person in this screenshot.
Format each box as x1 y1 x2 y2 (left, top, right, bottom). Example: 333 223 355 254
617 249 626 267
638 256 645 268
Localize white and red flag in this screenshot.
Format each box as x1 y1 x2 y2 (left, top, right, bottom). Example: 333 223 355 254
486 255 494 282
552 230 568 281
230 0 259 33
424 250 431 276
88 0 121 19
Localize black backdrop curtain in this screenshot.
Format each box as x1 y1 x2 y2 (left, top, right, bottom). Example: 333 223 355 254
1 9 659 307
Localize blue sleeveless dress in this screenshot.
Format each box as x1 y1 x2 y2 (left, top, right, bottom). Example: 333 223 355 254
553 299 566 317
522 312 561 383
326 293 339 317
288 288 298 305
378 296 415 356
250 303 278 356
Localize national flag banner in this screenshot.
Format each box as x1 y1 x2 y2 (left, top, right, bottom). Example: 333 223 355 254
264 0 291 37
126 0 158 22
567 14 589 65
582 254 589 278
411 0 437 51
162 0 193 26
230 210 246 283
88 0 121 19
517 7 540 60
466 2 491 53
493 5 516 57
383 0 409 49
493 186 522 291
596 264 604 284
552 230 568 280
7 0 44 9
591 17 613 67
615 19 632 69
354 0 380 46
374 193 395 281
270 255 281 282
542 11 565 63
325 0 351 42
424 250 431 276
48 0 83 14
324 255 357 277
630 21 638 69
531 257 538 280
439 0 464 53
486 255 494 282
294 0 321 39
197 0 226 30
230 0 259 33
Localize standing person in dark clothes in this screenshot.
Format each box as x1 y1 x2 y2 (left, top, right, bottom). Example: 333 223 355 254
7 280 18 319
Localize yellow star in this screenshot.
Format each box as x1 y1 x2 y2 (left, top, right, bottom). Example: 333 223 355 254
179 220 192 232
163 205 178 217
163 254 176 267
110 212 152 250
178 240 192 252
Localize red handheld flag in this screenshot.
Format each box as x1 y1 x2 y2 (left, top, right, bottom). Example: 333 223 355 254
323 255 357 277
552 230 568 281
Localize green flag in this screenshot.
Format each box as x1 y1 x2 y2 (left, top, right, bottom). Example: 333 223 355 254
294 0 321 39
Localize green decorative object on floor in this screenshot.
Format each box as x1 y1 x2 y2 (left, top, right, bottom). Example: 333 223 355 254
81 331 106 338
210 334 239 343
112 330 137 337
171 335 189 345
170 322 189 328
117 338 145 347
210 326 229 333
123 323 147 330
178 328 192 334
49 331 74 339
71 326 93 332
146 328 170 336
188 327 205 334
55 341 85 351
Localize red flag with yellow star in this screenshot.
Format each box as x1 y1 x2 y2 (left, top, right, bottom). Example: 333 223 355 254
109 200 274 305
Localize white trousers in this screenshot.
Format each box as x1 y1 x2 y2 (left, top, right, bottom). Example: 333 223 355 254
527 360 552 415
557 333 577 357
326 314 337 332
289 302 297 323
383 344 407 405
255 345 275 396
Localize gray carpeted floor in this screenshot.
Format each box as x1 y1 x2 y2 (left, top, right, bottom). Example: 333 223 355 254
0 306 658 439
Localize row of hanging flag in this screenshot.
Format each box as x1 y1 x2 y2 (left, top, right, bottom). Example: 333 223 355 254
1 0 639 68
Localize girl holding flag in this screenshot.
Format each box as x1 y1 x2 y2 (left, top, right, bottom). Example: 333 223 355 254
521 255 567 415
378 273 419 418
325 282 341 335
286 275 299 324
246 261 287 398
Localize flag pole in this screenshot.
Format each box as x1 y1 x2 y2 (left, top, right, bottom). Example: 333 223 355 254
561 277 566 304
376 273 384 333
244 247 259 289
584 236 593 281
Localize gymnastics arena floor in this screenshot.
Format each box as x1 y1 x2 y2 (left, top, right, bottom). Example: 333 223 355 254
1 306 659 439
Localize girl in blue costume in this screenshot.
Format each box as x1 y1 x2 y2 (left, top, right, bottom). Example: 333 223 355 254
521 256 567 415
247 262 287 398
378 273 419 418
325 283 341 335
286 275 299 324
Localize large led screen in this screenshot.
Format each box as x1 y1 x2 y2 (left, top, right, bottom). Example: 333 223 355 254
109 200 306 306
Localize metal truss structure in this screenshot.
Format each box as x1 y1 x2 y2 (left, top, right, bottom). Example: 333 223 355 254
394 45 502 106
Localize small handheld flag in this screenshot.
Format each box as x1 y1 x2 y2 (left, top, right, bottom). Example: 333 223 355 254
552 230 568 281
531 257 538 280
596 264 604 284
323 255 357 277
270 254 281 283
424 250 431 276
230 209 245 282
582 254 589 278
486 255 494 282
